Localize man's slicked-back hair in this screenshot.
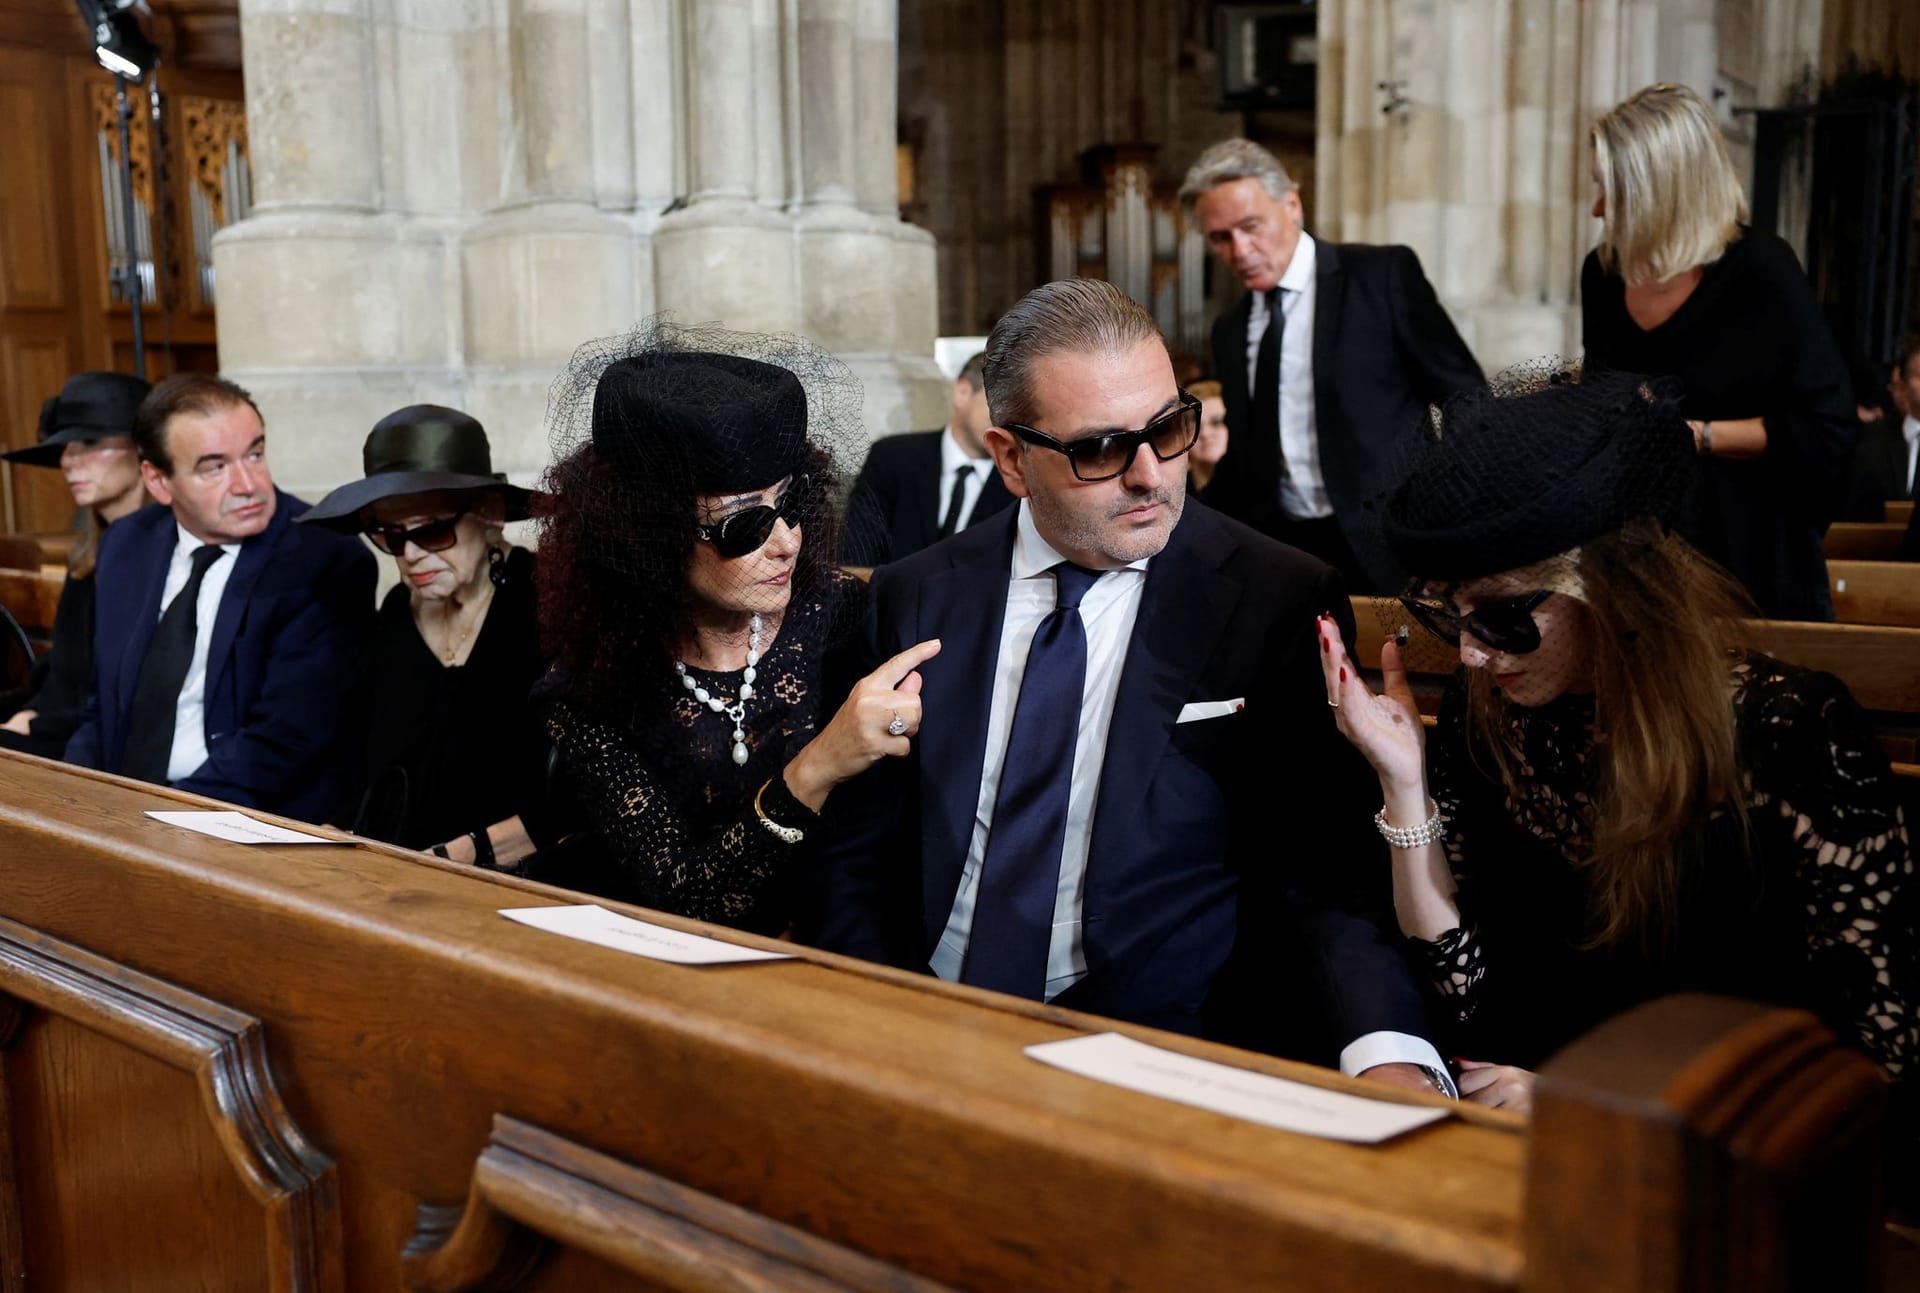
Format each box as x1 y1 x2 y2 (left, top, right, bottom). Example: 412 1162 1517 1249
983 278 1165 430
1177 138 1298 216
134 373 263 474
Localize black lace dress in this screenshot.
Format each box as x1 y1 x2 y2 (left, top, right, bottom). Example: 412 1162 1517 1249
541 576 865 936
1411 654 1914 1084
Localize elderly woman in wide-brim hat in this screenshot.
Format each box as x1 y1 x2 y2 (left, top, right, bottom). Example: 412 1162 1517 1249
0 371 151 758
534 319 936 934
1315 364 1914 1118
299 404 553 868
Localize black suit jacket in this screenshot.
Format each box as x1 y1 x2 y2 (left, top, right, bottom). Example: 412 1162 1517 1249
66 493 376 822
1206 241 1483 590
1840 418 1914 520
802 501 1432 1060
842 429 1015 567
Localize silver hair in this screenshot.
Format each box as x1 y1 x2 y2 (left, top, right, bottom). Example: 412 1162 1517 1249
1177 138 1298 215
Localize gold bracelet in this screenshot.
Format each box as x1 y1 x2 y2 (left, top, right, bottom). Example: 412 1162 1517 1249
753 780 805 844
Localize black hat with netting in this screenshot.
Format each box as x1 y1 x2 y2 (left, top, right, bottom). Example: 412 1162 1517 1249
1364 361 1702 682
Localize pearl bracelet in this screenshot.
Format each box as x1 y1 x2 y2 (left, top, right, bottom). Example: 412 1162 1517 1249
753 781 805 844
1374 798 1445 848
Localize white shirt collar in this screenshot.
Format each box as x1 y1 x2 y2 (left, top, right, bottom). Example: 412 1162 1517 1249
1903 415 1920 448
1275 230 1316 295
173 521 230 555
1011 499 1153 581
940 425 989 472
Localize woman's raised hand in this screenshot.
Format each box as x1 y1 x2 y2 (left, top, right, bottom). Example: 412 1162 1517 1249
1315 614 1428 797
784 639 941 811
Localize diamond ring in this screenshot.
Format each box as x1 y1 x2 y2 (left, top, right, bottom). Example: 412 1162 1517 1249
887 712 908 737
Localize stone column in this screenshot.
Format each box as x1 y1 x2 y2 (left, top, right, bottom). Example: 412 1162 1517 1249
216 0 946 501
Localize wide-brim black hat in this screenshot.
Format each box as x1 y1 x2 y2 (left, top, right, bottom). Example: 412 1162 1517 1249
297 404 538 530
1378 364 1697 581
3 372 150 467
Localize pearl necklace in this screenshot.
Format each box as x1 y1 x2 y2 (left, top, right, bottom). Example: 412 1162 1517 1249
674 613 762 767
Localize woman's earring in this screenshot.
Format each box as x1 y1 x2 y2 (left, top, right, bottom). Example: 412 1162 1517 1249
488 545 507 588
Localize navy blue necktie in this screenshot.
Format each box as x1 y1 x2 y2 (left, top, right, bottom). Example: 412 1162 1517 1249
962 563 1103 998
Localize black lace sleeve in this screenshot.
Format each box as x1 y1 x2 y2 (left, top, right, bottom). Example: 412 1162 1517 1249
1405 682 1488 1022
547 701 796 926
1738 660 1917 1079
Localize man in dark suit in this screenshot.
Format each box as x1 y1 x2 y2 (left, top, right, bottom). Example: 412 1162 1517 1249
1181 139 1483 592
842 351 1015 566
806 278 1452 1095
66 374 374 822
1841 340 1918 520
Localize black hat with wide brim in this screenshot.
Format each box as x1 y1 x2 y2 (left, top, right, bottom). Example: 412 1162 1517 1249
3 372 150 467
297 404 539 530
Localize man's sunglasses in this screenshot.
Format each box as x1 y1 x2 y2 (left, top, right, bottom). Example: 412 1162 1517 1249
1005 394 1202 483
1398 586 1555 655
365 507 471 556
696 476 810 559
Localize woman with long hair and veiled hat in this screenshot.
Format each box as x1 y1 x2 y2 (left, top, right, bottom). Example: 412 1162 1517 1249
534 321 938 934
1318 365 1914 1117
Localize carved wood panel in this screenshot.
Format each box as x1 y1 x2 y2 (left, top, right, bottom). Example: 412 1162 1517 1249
0 915 343 1291
402 1115 956 1293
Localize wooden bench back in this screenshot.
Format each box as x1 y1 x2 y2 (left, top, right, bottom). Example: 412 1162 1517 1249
1887 500 1914 526
1829 560 1920 627
1826 521 1906 561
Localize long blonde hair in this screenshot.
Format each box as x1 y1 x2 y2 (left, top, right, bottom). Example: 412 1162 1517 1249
1466 524 1754 949
1591 84 1748 287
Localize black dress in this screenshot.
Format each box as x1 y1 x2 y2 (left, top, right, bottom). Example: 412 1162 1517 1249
354 547 553 851
1581 230 1859 621
0 572 96 761
542 575 864 936
1410 656 1915 1085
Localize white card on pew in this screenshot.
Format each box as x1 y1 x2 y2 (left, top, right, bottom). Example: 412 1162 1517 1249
1024 1032 1449 1144
145 810 335 845
499 904 794 965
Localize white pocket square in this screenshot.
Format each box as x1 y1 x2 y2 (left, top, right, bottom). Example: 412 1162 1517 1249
1176 698 1245 724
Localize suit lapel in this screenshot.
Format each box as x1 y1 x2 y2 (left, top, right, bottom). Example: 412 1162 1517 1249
915 512 1015 929
1312 240 1345 432
1225 293 1254 403
906 431 943 552
205 494 288 702
113 517 177 716
1081 510 1239 931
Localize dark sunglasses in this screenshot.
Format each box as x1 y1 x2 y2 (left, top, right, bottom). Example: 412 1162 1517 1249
365 506 471 556
1005 394 1202 483
1398 586 1555 655
695 476 810 559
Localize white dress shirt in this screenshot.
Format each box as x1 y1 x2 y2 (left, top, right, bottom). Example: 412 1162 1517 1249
158 523 237 782
937 427 994 533
1244 231 1331 520
928 503 1455 1094
1904 415 1919 495
931 502 1148 998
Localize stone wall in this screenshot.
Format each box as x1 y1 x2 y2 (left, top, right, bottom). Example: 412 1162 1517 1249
215 0 945 501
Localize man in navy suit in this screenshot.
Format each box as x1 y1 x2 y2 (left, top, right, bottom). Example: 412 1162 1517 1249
66 374 374 823
841 351 1016 567
805 279 1451 1094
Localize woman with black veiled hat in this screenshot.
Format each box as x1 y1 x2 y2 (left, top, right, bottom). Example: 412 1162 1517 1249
1317 366 1915 1117
0 372 151 759
534 321 938 934
299 405 554 868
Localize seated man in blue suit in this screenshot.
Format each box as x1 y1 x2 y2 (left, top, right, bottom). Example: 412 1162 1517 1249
803 278 1451 1094
66 373 375 824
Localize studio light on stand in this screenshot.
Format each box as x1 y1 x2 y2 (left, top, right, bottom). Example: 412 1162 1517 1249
75 1 159 378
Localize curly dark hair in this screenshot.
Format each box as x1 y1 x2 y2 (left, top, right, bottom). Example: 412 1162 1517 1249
535 320 866 717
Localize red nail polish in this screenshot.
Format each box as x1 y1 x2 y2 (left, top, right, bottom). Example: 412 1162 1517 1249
1339 667 1347 684
1321 636 1329 654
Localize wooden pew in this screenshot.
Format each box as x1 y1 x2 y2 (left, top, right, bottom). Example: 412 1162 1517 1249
0 752 1890 1291
1889 500 1914 527
0 565 62 636
1827 522 1907 561
1830 560 1920 628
